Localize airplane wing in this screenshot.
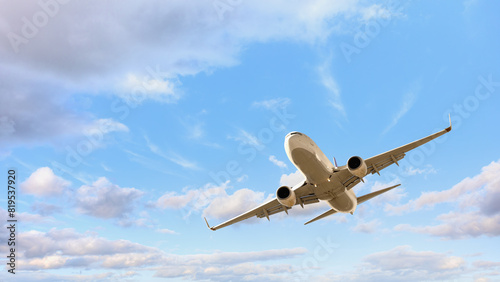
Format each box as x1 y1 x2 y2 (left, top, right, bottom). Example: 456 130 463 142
338 116 452 189
304 184 401 225
205 181 319 231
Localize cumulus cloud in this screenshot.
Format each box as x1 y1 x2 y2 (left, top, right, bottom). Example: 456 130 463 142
203 188 272 220
386 160 500 214
156 181 228 212
355 245 466 281
280 170 305 187
325 245 468 281
21 228 155 259
367 179 406 206
352 219 380 233
394 211 500 240
21 167 71 197
75 177 144 219
392 160 500 239
155 248 306 280
18 227 306 281
0 1 398 148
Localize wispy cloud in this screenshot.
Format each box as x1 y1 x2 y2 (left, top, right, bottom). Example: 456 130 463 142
227 129 262 148
382 82 420 135
269 155 288 169
144 136 199 170
156 228 177 235
317 59 346 117
253 98 290 111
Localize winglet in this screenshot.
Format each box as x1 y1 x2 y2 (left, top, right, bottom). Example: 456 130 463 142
204 217 216 231
446 113 452 132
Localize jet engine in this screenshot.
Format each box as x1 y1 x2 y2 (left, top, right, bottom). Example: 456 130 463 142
347 156 367 178
276 186 296 207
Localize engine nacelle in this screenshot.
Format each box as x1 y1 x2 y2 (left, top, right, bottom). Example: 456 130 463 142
276 186 296 207
347 156 367 178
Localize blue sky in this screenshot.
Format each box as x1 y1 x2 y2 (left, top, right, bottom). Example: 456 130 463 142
1 0 500 281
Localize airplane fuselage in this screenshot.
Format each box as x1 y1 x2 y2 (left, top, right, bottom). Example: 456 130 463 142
284 132 357 214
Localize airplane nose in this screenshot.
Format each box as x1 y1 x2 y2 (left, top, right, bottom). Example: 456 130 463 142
286 132 302 138
285 132 303 150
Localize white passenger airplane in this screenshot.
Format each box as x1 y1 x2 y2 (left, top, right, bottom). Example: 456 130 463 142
205 117 452 231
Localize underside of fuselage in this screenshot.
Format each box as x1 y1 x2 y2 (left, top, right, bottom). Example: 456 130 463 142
285 132 357 214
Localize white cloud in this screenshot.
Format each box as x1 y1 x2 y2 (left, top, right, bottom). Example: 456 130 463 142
156 182 228 212
392 160 500 239
21 228 155 259
366 178 406 205
360 4 393 22
75 177 144 219
156 228 177 235
394 211 500 240
203 188 272 220
317 59 346 117
84 118 129 135
156 190 198 210
155 248 306 280
386 159 500 214
18 227 306 281
280 170 305 187
352 219 380 233
21 167 71 197
269 155 288 169
327 245 468 281
365 245 465 272
119 74 180 104
0 1 399 149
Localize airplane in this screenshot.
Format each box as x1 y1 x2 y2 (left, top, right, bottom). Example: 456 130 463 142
204 116 452 231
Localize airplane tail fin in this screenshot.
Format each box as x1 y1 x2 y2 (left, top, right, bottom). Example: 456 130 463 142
303 184 401 225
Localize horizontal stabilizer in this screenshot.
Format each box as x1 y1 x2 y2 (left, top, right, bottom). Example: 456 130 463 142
304 209 338 225
357 184 401 205
304 184 401 225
